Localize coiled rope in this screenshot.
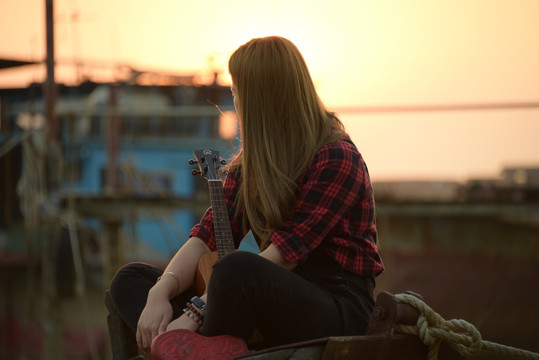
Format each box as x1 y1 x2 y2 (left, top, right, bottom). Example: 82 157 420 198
394 293 539 360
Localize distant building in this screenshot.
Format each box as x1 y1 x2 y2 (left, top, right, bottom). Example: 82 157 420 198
373 181 462 203
500 167 539 187
0 78 236 263
373 166 539 204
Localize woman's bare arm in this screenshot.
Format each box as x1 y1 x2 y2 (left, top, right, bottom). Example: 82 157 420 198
136 237 210 353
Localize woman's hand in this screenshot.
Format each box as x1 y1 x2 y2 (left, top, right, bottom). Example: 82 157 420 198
136 295 173 354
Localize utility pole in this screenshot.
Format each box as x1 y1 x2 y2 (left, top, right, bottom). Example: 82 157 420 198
45 0 56 141
45 0 62 190
43 1 62 359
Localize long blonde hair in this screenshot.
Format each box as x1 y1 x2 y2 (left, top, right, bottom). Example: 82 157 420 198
228 36 346 246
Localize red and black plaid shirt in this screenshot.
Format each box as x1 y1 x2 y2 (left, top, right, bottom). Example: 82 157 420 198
190 137 384 276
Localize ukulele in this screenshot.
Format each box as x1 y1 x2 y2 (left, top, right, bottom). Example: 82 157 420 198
191 148 235 295
190 149 264 343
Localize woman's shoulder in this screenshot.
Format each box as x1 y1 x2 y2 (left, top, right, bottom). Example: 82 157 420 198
302 136 362 176
317 135 360 159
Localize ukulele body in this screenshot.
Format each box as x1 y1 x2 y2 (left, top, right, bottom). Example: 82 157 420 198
195 251 219 295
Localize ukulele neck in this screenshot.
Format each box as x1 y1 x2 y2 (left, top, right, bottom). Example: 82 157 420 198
208 179 235 258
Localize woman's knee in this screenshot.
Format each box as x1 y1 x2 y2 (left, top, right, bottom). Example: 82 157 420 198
212 251 261 276
109 262 158 300
209 251 268 289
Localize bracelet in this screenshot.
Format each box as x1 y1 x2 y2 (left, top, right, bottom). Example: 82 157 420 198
156 271 181 296
183 307 203 326
183 297 206 327
186 302 205 319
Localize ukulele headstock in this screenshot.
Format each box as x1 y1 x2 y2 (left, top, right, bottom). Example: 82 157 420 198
191 148 226 181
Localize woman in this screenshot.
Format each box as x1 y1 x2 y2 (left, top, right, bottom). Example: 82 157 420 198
107 36 384 360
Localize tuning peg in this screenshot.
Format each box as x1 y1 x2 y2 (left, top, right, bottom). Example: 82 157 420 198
189 159 197 165
192 169 201 176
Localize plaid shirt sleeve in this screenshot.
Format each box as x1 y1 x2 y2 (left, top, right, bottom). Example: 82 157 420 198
269 139 383 276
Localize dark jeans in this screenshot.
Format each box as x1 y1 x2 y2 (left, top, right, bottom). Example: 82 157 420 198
107 251 375 351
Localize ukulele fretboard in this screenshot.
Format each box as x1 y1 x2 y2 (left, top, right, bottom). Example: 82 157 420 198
208 180 235 258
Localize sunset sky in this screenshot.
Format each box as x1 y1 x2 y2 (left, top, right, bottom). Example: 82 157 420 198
1 0 538 181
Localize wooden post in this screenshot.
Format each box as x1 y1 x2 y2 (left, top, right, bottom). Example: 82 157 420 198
103 220 122 285
42 222 62 360
105 85 120 194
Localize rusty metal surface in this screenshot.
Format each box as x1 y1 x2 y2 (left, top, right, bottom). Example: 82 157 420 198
321 335 426 360
367 291 421 336
366 291 399 335
236 335 428 360
236 291 465 360
237 345 325 360
236 338 328 360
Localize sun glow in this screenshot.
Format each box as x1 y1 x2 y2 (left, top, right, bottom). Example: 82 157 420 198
1 0 538 181
219 110 239 140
